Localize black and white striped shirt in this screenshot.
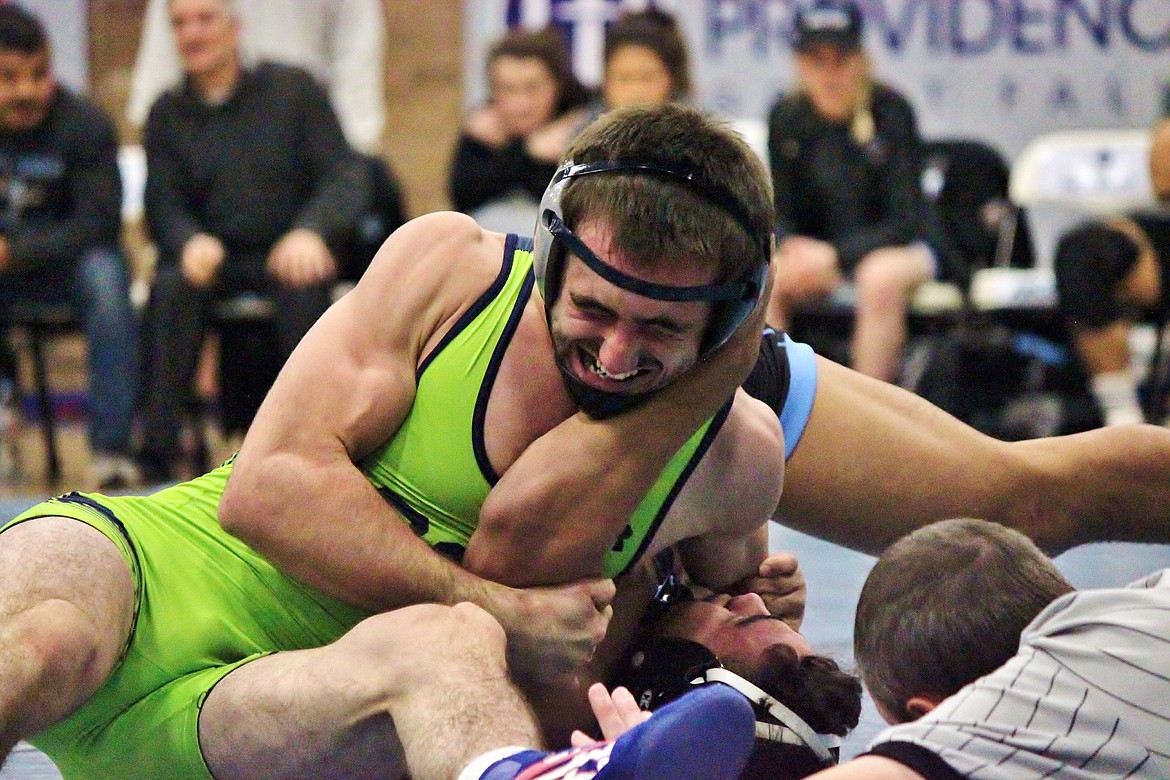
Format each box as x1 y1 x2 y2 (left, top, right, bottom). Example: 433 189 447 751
866 569 1170 779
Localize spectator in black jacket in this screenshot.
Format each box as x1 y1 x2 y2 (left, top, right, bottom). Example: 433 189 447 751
0 5 140 489
766 1 947 383
139 0 368 480
448 26 591 234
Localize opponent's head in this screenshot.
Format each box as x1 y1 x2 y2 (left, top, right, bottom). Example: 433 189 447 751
854 518 1073 725
0 4 54 133
533 103 774 417
612 576 862 779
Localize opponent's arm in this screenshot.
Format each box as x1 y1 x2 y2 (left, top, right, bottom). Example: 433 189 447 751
779 356 1170 554
467 289 770 585
669 391 784 591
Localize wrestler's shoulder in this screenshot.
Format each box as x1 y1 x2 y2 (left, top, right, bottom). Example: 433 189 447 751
358 212 509 300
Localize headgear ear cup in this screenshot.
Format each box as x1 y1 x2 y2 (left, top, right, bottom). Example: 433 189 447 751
532 159 771 357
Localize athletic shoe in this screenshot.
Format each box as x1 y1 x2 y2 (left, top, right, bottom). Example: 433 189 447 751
478 684 754 780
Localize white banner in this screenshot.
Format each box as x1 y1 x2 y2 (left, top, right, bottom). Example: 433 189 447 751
463 0 1170 159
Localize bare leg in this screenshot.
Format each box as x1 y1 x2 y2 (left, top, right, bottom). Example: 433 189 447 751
0 518 135 759
850 246 933 383
780 356 1170 554
766 239 842 330
200 602 543 780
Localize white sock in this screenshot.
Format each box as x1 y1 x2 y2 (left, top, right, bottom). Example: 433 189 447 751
1091 370 1144 426
457 746 532 780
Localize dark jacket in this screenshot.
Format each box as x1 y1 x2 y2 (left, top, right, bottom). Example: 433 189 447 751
143 61 368 271
0 88 122 276
448 131 559 214
767 83 946 272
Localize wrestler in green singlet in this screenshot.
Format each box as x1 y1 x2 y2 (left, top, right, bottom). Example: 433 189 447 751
0 234 724 779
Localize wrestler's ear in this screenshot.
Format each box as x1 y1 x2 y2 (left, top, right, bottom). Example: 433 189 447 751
904 695 943 721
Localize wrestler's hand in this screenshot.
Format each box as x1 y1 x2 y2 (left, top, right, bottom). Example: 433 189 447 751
724 551 806 630
570 684 651 747
481 578 617 687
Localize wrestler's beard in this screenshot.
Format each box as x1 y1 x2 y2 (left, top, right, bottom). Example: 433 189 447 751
550 326 662 420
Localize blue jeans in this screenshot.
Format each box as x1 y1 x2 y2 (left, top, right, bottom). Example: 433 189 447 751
1 246 139 454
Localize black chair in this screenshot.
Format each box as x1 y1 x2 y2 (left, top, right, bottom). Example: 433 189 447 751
3 300 83 481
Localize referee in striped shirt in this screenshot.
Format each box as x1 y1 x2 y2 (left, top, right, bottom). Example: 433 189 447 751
811 518 1168 779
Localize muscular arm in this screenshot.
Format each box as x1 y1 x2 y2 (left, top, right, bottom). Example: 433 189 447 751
466 298 770 585
779 356 1170 554
220 213 498 610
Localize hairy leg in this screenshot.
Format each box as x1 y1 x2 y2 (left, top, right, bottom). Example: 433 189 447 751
201 602 543 780
0 518 134 758
780 356 1170 554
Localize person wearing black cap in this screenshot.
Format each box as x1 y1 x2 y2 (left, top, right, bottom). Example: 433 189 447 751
766 0 949 384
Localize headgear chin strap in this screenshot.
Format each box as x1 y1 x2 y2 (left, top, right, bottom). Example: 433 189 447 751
698 667 842 765
532 159 771 356
612 638 840 769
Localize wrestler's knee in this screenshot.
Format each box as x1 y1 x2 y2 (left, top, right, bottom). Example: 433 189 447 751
334 604 509 691
0 599 113 730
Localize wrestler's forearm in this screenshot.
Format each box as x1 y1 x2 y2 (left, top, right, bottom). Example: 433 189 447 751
468 321 764 585
807 756 926 780
676 525 769 594
220 448 490 613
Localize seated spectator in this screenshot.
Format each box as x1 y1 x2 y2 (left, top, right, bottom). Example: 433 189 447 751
1053 117 1170 427
595 7 692 116
766 0 949 383
842 518 1167 778
0 5 139 489
138 0 368 480
128 0 402 286
448 26 590 233
127 0 386 155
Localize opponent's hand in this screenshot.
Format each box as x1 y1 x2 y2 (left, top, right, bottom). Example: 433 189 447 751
570 684 651 747
267 228 337 288
481 578 617 686
724 551 806 630
180 232 226 288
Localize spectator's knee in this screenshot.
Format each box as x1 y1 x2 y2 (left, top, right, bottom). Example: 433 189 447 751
854 250 917 310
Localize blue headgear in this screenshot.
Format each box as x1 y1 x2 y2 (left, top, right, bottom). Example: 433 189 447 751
532 160 771 417
613 575 841 768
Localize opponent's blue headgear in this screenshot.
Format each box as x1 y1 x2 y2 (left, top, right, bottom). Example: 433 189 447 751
614 575 842 771
533 159 771 356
